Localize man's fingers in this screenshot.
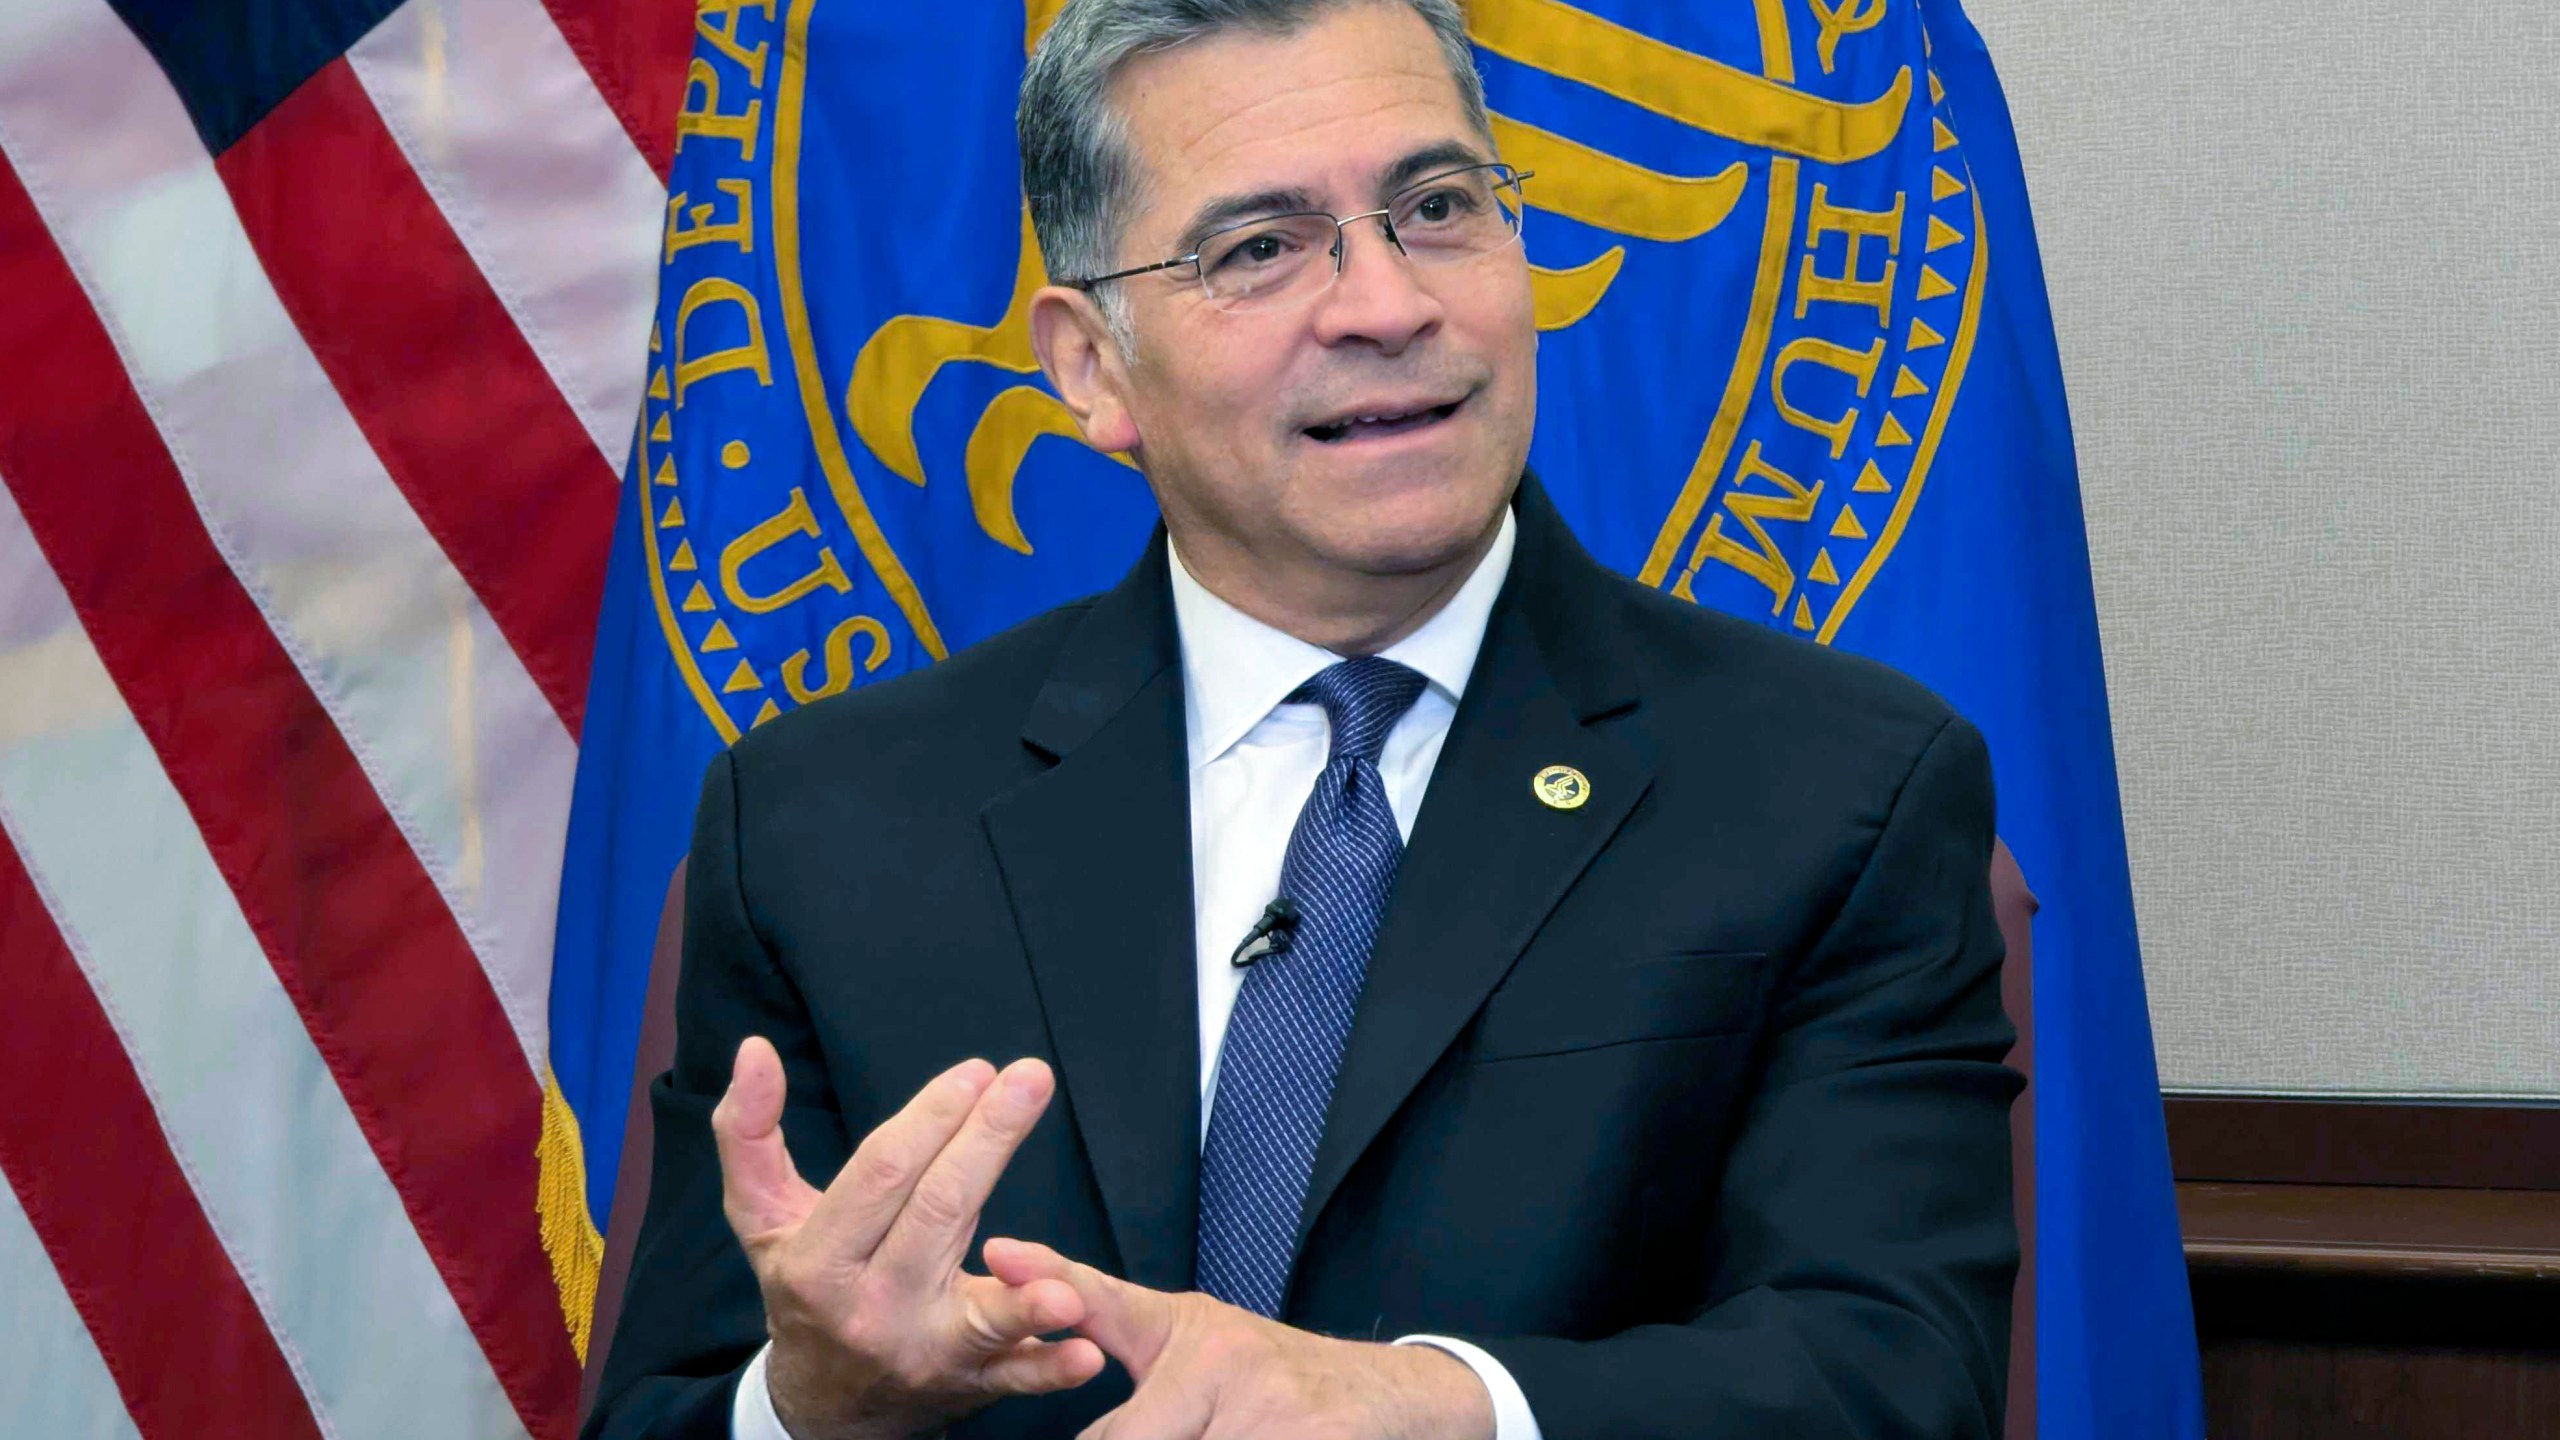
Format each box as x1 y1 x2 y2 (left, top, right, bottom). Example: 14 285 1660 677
980 1234 1071 1287
951 1272 1084 1356
985 1237 1178 1379
712 1037 820 1242
875 1058 1056 1279
798 1057 998 1263
976 1334 1107 1398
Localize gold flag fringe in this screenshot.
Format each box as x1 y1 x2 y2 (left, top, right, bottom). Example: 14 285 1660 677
536 1070 605 1363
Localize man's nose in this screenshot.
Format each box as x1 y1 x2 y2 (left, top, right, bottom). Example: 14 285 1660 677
1308 219 1443 355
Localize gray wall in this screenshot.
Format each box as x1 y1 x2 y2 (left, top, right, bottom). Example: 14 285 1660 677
1963 0 2560 1098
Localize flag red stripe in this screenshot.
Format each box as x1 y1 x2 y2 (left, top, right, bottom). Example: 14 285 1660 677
217 61 613 740
539 0 693 181
0 833 326 1440
0 151 579 1440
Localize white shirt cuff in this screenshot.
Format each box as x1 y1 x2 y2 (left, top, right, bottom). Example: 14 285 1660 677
731 1342 793 1440
738 1332 1538 1440
1395 1334 1544 1440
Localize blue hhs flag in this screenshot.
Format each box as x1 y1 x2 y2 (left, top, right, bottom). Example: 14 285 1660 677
551 1 2202 1433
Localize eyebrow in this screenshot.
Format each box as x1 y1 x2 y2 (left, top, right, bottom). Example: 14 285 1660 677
1171 139 1494 253
1176 186 1320 253
1375 139 1490 196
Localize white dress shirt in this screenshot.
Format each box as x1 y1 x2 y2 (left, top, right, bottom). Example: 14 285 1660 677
734 510 1541 1440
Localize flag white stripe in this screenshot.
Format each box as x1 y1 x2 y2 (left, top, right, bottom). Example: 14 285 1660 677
0 482 532 1440
0 0 574 1076
348 0 663 468
0 1166 144 1440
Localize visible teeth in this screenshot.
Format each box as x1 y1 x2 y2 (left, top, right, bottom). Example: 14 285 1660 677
1310 403 1449 440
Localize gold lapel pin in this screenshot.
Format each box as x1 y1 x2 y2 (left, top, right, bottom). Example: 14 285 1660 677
1532 764 1590 811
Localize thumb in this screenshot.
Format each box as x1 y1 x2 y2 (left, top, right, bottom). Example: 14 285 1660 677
984 1238 1177 1379
711 1036 819 1243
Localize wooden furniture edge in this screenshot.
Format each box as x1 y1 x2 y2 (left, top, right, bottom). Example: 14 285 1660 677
2165 1096 2560 1191
2178 1181 2560 1283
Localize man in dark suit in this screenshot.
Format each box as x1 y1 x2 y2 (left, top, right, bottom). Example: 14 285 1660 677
588 2 2019 1437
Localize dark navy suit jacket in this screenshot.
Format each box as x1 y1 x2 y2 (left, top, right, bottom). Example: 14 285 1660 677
588 479 2020 1440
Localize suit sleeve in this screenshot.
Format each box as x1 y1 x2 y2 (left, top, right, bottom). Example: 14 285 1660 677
583 749 856 1440
1474 715 2022 1440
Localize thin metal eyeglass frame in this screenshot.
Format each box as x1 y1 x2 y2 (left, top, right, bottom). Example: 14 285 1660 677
1061 162 1534 306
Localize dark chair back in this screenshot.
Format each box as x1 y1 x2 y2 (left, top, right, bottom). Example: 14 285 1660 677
579 861 688 1418
1991 840 2040 1440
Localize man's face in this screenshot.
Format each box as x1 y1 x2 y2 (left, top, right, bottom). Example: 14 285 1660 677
1079 2 1537 585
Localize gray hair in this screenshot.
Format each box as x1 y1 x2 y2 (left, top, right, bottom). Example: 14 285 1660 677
1018 0 1492 347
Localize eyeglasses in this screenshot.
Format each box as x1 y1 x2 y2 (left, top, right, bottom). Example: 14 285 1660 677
1065 163 1532 313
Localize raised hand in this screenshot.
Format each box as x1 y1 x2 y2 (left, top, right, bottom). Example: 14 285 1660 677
712 1038 1108 1439
982 1238 1492 1440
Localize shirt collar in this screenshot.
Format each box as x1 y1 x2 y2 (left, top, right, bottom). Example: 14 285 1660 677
1167 506 1518 771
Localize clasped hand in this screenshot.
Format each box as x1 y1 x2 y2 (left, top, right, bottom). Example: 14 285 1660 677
712 1039 1493 1440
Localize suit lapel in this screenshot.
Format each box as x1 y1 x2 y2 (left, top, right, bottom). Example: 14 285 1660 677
1298 481 1656 1252
980 541 1203 1292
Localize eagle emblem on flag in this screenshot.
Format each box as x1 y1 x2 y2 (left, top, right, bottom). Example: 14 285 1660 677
639 0 1981 743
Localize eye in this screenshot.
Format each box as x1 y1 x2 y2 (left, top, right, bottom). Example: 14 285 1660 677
1402 184 1484 229
1207 226 1303 274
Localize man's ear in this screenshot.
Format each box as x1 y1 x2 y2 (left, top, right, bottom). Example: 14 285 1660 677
1029 286 1140 455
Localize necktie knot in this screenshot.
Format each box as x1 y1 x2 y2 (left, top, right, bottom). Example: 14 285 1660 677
1289 657 1428 765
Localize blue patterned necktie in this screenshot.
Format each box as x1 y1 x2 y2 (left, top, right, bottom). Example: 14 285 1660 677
1197 655 1429 1316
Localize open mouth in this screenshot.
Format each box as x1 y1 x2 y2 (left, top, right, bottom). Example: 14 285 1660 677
1303 398 1465 444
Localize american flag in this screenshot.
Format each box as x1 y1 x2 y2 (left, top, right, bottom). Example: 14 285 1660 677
0 0 688 1434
